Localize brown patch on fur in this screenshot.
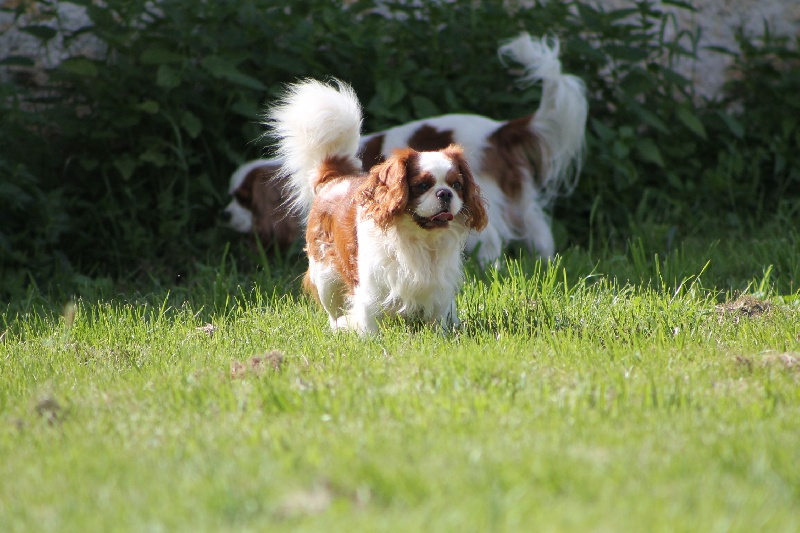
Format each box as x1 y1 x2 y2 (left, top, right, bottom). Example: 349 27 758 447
407 124 455 152
306 174 362 289
357 126 455 173
442 144 488 231
357 148 414 230
303 146 484 307
232 167 261 209
480 114 543 197
359 134 386 170
238 163 301 252
315 156 361 191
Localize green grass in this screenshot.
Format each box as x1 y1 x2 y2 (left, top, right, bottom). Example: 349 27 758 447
2 225 800 532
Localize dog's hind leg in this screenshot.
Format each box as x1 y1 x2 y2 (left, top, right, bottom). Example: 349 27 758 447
308 258 348 328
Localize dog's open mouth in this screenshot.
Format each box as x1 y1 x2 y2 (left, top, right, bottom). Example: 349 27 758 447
412 210 454 229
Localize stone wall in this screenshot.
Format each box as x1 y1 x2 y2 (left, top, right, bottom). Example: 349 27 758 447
2 0 798 96
0 1 104 84
613 0 800 98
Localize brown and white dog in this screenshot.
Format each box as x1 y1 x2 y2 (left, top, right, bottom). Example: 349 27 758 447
224 33 588 265
224 159 299 252
267 79 487 334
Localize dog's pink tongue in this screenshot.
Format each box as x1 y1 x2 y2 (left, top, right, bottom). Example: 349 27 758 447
431 212 454 221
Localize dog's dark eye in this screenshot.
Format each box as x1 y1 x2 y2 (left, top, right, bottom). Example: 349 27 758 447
452 182 463 191
414 182 431 193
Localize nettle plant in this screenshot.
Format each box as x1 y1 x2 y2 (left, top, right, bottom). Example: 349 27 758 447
711 29 800 217
0 0 797 296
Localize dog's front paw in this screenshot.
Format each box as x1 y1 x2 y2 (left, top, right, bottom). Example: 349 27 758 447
334 314 357 331
437 301 461 334
334 313 378 336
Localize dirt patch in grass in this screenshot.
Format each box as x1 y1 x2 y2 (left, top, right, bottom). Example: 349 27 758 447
195 323 218 337
735 352 800 373
276 482 333 519
35 395 64 425
717 295 772 322
231 350 285 378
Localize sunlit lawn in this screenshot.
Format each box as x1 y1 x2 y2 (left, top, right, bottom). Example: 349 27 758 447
2 228 799 532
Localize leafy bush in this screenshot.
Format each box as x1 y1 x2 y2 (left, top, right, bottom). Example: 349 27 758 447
1 0 798 298
558 8 800 248
712 29 800 215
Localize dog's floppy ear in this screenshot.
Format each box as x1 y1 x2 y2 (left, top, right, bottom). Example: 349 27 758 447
444 145 488 231
232 169 258 209
357 148 413 230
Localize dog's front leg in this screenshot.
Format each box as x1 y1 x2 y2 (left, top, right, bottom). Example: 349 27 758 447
434 299 461 333
345 285 381 335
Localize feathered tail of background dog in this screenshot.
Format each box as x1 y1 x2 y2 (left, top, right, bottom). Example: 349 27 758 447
265 79 363 218
500 32 588 205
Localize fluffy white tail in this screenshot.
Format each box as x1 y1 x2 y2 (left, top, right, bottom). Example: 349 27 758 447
499 33 588 203
266 79 363 216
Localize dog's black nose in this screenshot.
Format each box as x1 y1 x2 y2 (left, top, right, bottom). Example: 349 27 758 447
436 189 453 202
220 209 232 223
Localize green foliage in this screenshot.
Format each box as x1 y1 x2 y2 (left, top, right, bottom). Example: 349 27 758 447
558 9 800 247
1 0 799 296
711 29 800 213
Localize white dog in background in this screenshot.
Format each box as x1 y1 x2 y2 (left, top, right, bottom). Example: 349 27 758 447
225 33 588 265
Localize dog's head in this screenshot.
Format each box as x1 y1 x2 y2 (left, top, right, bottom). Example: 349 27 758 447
223 159 300 251
356 144 487 232
223 161 267 233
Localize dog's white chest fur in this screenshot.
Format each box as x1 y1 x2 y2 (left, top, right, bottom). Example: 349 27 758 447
350 216 468 331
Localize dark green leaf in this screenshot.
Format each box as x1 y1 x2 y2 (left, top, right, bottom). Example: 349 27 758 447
635 138 665 167
665 171 683 189
20 25 58 41
139 148 166 167
605 8 639 22
79 158 99 171
717 111 744 139
375 79 407 107
591 119 615 142
156 65 181 89
612 140 630 159
114 156 136 180
444 87 460 111
201 56 266 90
676 107 707 139
136 100 159 114
59 57 98 77
781 117 796 138
606 45 650 62
634 106 670 135
262 52 309 75
0 56 35 67
662 0 698 11
411 96 440 119
141 48 185 65
662 69 691 87
620 69 656 95
181 111 202 139
230 98 260 119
